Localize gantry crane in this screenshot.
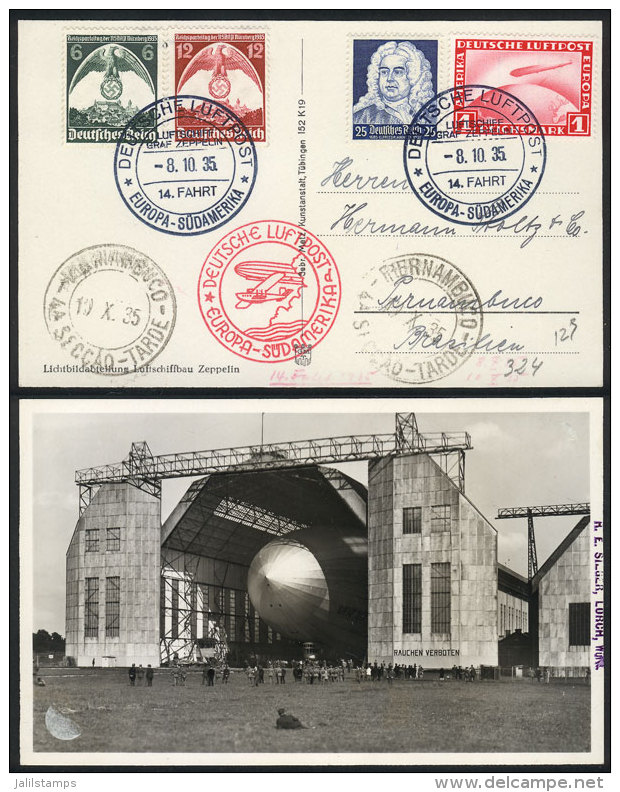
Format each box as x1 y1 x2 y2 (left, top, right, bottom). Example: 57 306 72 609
74 412 473 514
496 503 590 581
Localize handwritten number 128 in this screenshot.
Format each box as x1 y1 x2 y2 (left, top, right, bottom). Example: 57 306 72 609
554 318 578 346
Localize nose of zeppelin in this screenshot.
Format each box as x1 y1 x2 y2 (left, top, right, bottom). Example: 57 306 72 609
247 539 331 639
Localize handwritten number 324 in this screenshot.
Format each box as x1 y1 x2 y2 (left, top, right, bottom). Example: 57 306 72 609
504 357 543 377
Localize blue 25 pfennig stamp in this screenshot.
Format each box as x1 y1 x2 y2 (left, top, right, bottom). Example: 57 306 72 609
66 34 158 143
352 39 438 140
114 95 257 236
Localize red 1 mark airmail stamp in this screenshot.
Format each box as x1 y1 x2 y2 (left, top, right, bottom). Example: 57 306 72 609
175 33 266 142
198 221 341 363
454 39 593 136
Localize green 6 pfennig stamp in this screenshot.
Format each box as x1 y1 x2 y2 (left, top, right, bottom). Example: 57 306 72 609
66 34 158 143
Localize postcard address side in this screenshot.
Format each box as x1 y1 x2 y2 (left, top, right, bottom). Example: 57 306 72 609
17 18 604 388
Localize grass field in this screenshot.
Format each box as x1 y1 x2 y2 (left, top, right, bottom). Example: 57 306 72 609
32 669 590 755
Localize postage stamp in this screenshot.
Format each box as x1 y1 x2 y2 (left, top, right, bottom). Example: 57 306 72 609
352 39 438 140
403 85 546 225
43 244 176 375
114 95 257 235
454 39 593 136
174 33 266 142
355 253 483 384
198 220 341 363
66 34 157 143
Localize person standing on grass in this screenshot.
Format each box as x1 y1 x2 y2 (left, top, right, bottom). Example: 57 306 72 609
222 663 230 683
128 663 136 686
137 664 145 686
281 665 287 684
146 665 154 687
418 664 424 680
412 663 417 679
387 664 394 684
207 665 216 686
268 660 274 684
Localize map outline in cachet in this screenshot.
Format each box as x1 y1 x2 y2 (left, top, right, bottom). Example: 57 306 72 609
352 38 438 141
66 34 158 143
174 33 266 143
44 244 176 375
404 84 546 226
114 95 257 236
355 253 483 385
454 38 593 137
198 220 341 363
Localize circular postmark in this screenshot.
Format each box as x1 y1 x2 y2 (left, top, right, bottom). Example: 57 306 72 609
114 95 257 236
355 253 483 384
44 244 176 375
198 221 341 363
404 85 546 225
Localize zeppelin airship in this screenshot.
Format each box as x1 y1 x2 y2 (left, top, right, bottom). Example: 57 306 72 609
247 521 368 658
161 465 368 660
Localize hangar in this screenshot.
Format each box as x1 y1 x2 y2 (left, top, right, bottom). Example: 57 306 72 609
65 413 590 671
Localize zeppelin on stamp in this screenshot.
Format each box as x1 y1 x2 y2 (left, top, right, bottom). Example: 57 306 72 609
198 220 341 363
66 34 157 143
355 253 483 384
114 95 257 235
454 39 593 136
352 39 438 140
404 85 546 225
43 244 176 375
175 33 266 142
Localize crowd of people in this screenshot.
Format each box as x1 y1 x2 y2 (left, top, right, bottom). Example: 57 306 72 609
359 661 425 681
122 658 484 687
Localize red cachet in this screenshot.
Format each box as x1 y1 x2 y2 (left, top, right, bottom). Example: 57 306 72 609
175 33 266 142
198 221 341 363
454 38 593 136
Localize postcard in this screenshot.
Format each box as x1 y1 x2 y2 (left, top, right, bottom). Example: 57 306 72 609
17 397 605 767
17 17 605 388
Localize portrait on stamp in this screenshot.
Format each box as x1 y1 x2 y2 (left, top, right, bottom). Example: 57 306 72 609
66 35 157 143
352 39 437 139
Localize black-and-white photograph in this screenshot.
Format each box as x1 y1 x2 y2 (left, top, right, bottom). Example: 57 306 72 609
18 399 604 766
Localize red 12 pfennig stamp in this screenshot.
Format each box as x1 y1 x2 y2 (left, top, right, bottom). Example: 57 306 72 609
175 33 266 142
454 39 593 136
198 221 341 363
